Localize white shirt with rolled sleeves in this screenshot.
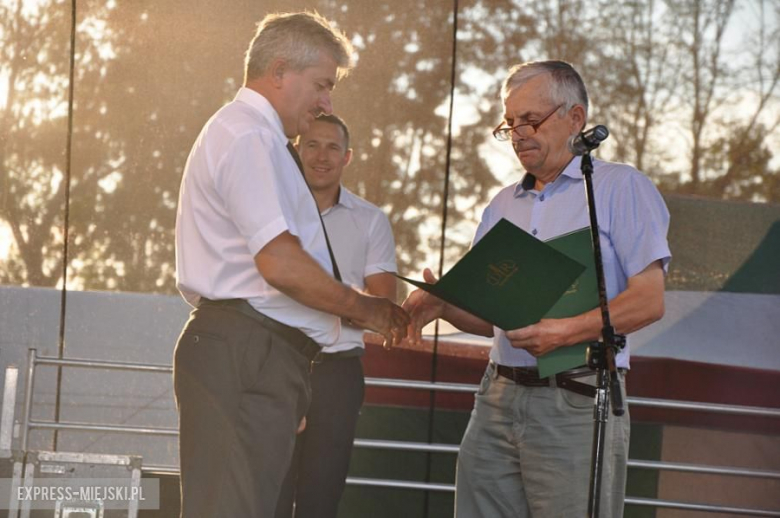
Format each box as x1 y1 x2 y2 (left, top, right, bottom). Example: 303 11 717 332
473 155 671 369
320 187 397 354
175 87 340 346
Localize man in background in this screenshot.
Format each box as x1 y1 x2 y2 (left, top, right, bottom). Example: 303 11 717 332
174 12 408 518
274 114 398 518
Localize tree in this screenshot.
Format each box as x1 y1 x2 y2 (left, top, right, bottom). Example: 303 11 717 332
588 0 684 176
1 0 273 292
2 0 778 294
704 123 777 200
319 0 507 275
667 0 779 201
0 0 125 287
700 0 780 201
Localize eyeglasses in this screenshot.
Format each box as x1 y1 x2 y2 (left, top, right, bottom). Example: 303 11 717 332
492 104 564 142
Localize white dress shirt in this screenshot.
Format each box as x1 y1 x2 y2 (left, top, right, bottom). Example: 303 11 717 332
175 87 340 345
320 187 397 353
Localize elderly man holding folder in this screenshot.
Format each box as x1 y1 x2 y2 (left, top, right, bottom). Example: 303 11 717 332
403 60 671 518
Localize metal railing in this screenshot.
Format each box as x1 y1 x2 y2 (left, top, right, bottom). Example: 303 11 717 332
13 349 780 517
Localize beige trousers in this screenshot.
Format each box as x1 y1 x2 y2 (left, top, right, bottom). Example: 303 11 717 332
455 362 630 518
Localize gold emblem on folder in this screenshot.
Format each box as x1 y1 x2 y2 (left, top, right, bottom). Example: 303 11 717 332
487 260 518 287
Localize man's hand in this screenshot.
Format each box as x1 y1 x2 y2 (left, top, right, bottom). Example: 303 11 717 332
297 416 307 434
506 260 667 357
504 318 573 357
349 295 410 350
401 268 445 345
256 232 408 347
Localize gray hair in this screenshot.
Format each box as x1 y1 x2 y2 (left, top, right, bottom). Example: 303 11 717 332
244 11 354 83
501 60 589 116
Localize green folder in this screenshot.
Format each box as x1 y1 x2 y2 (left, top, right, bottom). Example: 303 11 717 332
537 227 599 377
397 218 598 378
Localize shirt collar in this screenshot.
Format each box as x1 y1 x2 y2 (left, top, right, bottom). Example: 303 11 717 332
513 155 584 197
336 186 356 209
234 87 287 145
321 186 355 216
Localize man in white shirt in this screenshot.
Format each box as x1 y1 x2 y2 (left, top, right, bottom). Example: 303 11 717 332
174 13 408 518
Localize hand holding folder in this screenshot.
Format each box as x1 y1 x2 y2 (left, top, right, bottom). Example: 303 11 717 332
397 218 599 377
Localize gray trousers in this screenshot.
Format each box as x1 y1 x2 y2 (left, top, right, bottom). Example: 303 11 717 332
455 362 630 518
174 304 312 518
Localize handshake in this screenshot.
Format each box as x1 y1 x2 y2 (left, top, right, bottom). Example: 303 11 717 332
351 268 444 350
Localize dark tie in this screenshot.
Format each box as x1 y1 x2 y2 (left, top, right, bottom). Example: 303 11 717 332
286 142 342 282
286 141 305 172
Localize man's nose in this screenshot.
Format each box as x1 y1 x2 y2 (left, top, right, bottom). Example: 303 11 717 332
319 92 333 116
511 134 526 150
512 126 531 142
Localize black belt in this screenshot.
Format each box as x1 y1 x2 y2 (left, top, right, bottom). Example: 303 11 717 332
316 348 364 362
492 362 608 398
197 298 322 363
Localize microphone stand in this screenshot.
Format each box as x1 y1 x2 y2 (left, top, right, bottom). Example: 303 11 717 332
580 151 626 518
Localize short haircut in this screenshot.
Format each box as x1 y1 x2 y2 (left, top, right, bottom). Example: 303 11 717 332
308 114 351 150
296 114 351 152
501 60 589 117
244 11 354 83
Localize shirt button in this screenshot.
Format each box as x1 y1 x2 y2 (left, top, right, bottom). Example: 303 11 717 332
532 229 538 236
539 194 545 201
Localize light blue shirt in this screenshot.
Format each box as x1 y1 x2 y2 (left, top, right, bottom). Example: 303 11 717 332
474 156 671 369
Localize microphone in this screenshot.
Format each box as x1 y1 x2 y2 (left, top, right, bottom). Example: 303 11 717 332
568 125 609 156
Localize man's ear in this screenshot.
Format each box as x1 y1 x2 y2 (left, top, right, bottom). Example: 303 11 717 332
269 58 287 87
569 104 587 133
343 148 353 167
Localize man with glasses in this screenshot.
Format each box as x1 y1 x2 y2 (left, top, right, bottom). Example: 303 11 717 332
404 60 671 517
